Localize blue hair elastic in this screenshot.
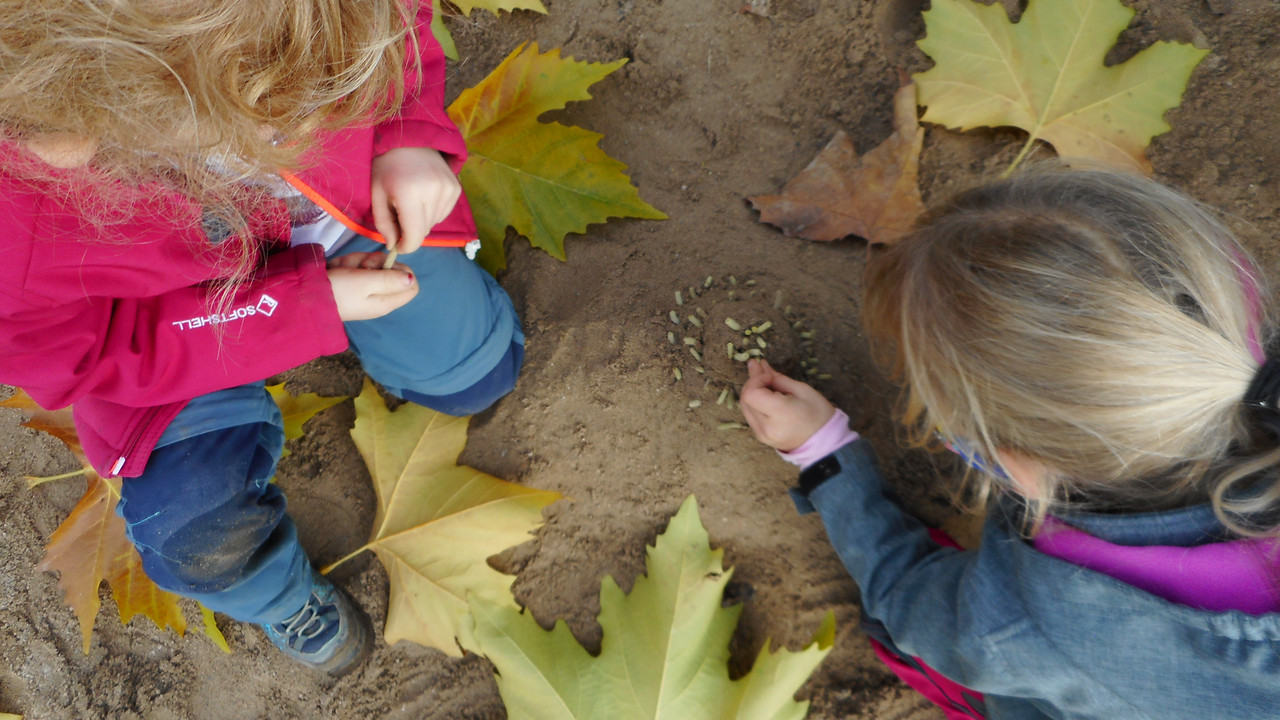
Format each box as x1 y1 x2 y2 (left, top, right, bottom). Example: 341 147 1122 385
942 436 1011 481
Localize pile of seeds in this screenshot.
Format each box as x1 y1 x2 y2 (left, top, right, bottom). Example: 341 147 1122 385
663 274 828 424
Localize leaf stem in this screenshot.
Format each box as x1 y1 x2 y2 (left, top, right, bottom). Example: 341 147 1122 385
320 545 371 574
26 468 87 487
1003 134 1039 178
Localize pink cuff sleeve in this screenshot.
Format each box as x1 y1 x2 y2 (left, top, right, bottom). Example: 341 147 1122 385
778 409 859 469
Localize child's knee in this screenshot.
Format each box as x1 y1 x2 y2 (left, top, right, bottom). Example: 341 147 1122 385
348 248 523 395
400 340 524 415
129 504 288 594
120 421 290 593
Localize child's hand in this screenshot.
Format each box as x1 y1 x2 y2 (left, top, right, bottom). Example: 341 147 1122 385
370 147 462 254
326 252 418 321
739 359 836 452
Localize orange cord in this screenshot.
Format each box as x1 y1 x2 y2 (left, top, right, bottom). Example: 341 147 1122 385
278 171 472 249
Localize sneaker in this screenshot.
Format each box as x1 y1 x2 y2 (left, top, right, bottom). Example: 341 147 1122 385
261 570 372 674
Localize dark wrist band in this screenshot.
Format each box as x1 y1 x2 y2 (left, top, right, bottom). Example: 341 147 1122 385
793 454 841 498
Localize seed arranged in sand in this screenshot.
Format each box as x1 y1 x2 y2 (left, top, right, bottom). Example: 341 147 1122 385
661 274 828 421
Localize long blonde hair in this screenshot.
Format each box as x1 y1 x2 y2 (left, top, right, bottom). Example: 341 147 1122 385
865 168 1280 536
0 0 416 241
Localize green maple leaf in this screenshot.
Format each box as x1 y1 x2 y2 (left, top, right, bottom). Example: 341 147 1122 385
913 0 1208 174
450 0 546 16
450 0 545 15
430 0 547 62
430 0 459 61
448 42 667 272
464 496 834 719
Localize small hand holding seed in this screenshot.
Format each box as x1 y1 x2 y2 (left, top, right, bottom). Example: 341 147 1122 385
739 359 835 452
371 146 462 255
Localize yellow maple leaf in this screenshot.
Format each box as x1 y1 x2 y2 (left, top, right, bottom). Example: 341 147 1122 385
265 383 346 458
749 81 925 245
324 379 561 655
447 42 667 272
0 393 81 458
201 606 231 654
914 0 1208 175
1 392 87 487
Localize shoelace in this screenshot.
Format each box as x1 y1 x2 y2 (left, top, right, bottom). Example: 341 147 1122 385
276 597 332 644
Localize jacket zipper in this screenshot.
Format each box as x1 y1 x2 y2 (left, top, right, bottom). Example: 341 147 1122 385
278 171 479 257
110 405 162 476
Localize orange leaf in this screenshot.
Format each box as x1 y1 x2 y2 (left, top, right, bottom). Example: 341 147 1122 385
6 388 187 648
107 546 187 639
36 472 185 653
749 81 925 245
38 472 121 653
0 390 85 464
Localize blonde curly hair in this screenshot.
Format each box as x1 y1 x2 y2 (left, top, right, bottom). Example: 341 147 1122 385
865 168 1280 537
0 0 416 226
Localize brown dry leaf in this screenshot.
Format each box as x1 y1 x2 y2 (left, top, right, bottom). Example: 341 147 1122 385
749 82 925 245
324 379 562 655
37 472 186 653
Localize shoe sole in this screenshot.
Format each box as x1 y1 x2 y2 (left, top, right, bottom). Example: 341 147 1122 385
317 595 374 676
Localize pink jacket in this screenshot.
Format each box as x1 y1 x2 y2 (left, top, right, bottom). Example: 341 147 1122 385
0 2 474 477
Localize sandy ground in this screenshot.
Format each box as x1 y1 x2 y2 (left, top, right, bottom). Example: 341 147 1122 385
4 0 1280 717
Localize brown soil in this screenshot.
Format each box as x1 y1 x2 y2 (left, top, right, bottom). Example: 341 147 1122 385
3 0 1279 718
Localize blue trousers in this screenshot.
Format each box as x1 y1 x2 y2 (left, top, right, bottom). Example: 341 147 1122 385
117 243 523 624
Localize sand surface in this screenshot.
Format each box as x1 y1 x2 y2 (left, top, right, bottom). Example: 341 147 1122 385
4 0 1279 717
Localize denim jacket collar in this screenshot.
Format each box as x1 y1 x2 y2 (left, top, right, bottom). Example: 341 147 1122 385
1047 501 1225 547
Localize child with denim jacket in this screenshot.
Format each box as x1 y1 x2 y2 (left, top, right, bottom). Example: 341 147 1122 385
741 169 1280 719
0 0 521 673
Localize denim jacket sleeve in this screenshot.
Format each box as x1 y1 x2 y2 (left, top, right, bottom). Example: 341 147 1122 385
796 438 1030 695
795 439 1280 719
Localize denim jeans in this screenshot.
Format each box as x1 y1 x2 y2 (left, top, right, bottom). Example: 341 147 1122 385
117 245 523 624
